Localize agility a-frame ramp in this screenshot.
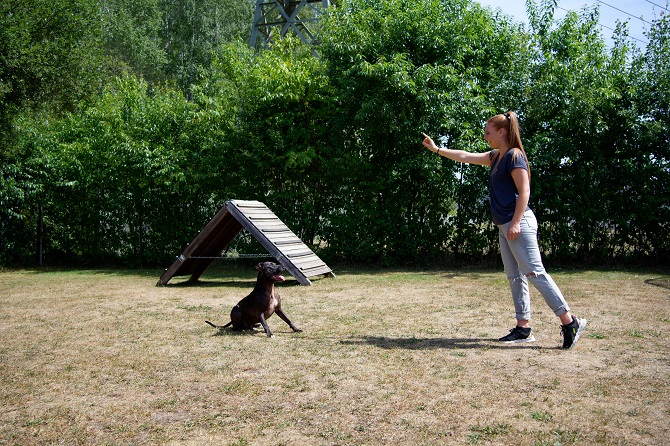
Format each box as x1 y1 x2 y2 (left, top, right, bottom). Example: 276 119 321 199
157 199 334 286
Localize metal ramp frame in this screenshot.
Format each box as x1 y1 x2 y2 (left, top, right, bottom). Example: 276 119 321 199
157 199 334 286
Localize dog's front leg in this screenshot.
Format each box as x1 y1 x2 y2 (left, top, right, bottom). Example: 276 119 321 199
258 313 274 338
275 309 302 333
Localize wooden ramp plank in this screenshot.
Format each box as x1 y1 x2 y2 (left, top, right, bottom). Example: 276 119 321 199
157 199 334 286
225 200 333 286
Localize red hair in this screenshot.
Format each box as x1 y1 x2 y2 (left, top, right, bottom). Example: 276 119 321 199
487 111 530 180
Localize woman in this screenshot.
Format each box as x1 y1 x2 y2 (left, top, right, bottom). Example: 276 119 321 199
421 111 586 349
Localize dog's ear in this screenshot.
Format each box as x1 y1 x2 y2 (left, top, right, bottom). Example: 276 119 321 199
256 263 263 271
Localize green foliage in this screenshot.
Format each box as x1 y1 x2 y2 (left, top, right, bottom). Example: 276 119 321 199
7 76 221 265
523 0 669 263
317 0 524 263
0 0 105 155
1 0 669 267
206 39 336 247
101 0 255 93
630 12 670 262
102 0 168 83
524 1 615 261
159 0 254 94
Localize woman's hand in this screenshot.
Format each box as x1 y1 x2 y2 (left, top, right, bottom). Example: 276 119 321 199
507 221 521 240
422 133 438 152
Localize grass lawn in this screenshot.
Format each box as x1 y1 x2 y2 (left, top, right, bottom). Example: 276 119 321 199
1 265 668 445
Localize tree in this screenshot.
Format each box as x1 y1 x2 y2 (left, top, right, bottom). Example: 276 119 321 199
101 0 168 83
3 0 668 267
0 0 107 264
317 0 527 263
160 0 254 95
0 0 105 156
628 12 670 261
204 39 337 248
7 76 221 265
523 1 614 261
523 0 669 264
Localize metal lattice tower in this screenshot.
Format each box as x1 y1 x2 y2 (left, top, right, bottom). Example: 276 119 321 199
250 0 335 50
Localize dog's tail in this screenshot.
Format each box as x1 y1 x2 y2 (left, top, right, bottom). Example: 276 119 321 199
205 320 232 330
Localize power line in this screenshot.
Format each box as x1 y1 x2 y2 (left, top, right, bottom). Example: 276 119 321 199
556 5 650 45
643 0 670 13
597 0 654 26
594 22 650 45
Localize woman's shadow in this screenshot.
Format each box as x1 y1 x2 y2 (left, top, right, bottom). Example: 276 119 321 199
340 335 540 350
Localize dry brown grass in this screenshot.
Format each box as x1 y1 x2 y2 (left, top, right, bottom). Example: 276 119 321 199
1 266 669 445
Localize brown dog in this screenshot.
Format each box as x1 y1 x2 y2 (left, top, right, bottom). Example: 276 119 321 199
205 262 302 338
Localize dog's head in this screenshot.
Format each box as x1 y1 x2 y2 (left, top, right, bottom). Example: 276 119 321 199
256 262 286 282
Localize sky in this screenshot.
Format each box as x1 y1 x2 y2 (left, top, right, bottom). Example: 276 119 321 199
475 0 668 48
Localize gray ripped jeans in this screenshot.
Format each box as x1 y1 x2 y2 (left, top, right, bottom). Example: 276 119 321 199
497 210 570 321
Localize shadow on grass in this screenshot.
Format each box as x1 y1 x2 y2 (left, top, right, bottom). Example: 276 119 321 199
645 277 670 290
341 336 542 350
167 279 256 289
163 278 303 289
208 328 261 337
205 325 298 338
16 267 161 278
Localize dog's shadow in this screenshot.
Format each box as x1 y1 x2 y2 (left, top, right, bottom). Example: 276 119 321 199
209 328 255 337
340 336 542 350
207 326 297 337
206 324 262 337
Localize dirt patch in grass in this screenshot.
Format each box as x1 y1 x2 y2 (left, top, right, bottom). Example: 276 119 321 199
1 266 668 445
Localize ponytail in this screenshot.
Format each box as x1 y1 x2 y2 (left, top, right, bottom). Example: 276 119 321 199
487 110 530 181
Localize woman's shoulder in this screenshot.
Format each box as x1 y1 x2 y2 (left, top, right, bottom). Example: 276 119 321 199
501 147 522 157
507 148 528 166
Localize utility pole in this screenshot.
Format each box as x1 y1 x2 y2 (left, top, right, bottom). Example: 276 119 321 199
250 0 336 51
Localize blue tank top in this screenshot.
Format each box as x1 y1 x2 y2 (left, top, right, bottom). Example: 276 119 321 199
488 149 530 225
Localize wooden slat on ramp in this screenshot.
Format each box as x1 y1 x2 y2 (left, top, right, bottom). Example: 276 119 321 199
157 199 334 286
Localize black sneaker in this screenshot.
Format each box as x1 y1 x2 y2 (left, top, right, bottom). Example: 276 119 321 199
499 326 536 343
561 317 587 350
